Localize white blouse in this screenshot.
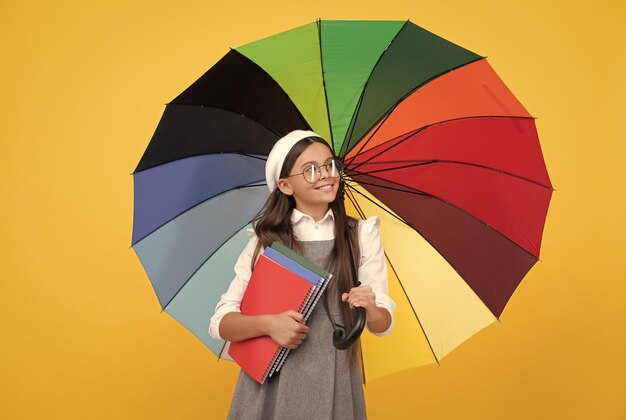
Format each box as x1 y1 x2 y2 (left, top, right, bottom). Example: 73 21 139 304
209 208 396 342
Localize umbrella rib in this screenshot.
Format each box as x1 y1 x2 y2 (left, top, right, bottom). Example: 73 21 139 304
346 123 422 171
350 159 554 191
239 152 268 162
161 217 257 316
342 56 486 159
345 178 427 197
345 177 541 262
343 180 413 226
238 183 267 188
346 184 502 362
230 48 316 134
131 101 286 176
130 175 266 246
162 102 286 136
346 177 541 326
347 115 537 174
344 106 397 168
383 251 441 365
217 342 228 362
344 187 441 366
316 18 336 154
133 150 269 177
340 19 410 157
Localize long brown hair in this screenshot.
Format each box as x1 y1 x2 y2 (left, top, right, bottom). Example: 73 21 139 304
250 136 362 367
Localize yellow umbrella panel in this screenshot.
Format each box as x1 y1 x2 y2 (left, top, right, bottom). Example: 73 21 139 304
345 182 497 384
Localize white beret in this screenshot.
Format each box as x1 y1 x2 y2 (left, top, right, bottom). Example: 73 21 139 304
265 129 323 192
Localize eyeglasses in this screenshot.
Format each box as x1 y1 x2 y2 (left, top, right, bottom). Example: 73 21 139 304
285 159 344 184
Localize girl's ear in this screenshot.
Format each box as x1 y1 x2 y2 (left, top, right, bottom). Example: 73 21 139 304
277 179 294 196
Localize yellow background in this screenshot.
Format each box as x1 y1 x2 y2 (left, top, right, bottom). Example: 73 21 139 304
2 0 624 418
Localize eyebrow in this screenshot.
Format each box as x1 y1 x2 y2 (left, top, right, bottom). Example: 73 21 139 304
300 157 333 169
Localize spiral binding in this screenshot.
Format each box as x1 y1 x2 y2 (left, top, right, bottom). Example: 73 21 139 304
261 280 321 383
269 273 333 378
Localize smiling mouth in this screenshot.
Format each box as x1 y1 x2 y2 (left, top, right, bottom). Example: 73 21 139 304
316 184 334 192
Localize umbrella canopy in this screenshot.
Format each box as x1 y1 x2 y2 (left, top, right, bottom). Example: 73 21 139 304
131 19 553 384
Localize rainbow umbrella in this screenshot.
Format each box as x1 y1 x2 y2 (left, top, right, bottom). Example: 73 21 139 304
131 19 553 384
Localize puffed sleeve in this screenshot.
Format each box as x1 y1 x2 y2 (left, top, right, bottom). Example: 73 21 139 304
357 216 396 337
208 229 261 341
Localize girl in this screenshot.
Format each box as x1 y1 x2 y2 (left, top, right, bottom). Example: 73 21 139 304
209 130 396 419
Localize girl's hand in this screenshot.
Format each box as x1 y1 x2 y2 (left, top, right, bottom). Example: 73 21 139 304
341 285 377 316
267 310 310 349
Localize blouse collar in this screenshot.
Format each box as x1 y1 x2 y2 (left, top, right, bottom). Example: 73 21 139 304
290 207 335 224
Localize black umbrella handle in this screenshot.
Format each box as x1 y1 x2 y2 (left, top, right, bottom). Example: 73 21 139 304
333 305 366 350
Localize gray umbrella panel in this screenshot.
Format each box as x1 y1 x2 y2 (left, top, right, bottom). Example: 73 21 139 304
132 184 268 311
165 224 252 359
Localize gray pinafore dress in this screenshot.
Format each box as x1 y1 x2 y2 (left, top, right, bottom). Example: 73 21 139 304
227 239 367 420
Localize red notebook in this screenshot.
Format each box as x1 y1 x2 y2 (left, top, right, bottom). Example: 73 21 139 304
227 254 314 384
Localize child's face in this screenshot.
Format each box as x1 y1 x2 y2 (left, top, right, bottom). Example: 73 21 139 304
278 141 339 213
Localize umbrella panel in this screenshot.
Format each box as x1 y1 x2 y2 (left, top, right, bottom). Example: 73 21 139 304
165 225 253 360
132 185 268 310
346 58 533 158
345 182 497 372
348 117 552 257
341 21 483 156
132 153 266 244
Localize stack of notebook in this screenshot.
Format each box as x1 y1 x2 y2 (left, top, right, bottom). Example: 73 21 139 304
227 241 333 384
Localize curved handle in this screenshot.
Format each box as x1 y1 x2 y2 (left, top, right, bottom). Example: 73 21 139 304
332 306 366 350
332 206 366 351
